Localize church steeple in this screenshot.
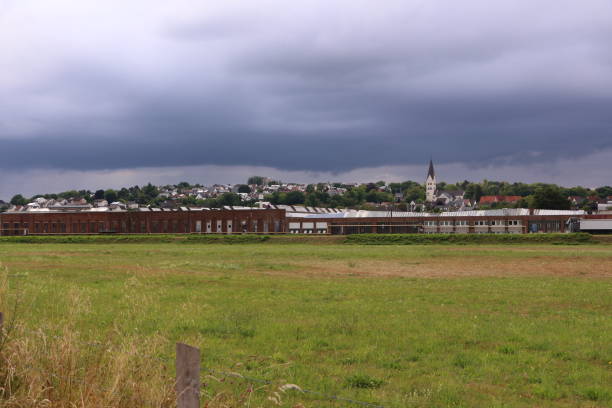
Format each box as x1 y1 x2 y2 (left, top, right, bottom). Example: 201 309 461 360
425 159 437 203
427 159 435 179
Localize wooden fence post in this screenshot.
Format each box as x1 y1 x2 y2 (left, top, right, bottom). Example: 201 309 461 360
176 343 200 408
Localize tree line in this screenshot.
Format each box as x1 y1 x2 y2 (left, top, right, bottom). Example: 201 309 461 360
3 179 611 212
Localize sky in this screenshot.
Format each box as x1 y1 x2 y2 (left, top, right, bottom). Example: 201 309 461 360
1 0 612 198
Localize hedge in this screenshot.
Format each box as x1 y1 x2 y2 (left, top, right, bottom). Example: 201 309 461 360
0 234 270 244
343 233 595 245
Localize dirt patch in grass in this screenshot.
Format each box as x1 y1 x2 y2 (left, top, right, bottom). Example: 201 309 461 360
4 255 611 280
593 235 612 244
287 257 612 278
3 245 612 279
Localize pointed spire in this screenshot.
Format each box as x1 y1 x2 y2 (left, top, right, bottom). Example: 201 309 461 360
427 159 435 179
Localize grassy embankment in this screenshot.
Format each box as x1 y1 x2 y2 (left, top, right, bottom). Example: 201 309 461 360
0 232 597 244
0 241 610 407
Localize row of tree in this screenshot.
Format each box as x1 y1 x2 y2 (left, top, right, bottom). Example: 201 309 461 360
4 179 611 211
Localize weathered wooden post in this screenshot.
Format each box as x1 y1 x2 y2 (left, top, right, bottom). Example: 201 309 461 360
176 343 200 408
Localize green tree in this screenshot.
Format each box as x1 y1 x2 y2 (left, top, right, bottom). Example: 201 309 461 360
595 186 612 199
531 186 570 210
142 183 159 202
404 185 425 202
117 188 130 201
237 184 251 193
58 190 79 199
304 194 318 207
465 184 483 202
217 193 242 207
285 191 305 205
104 189 118 203
10 194 28 206
247 176 266 186
93 189 105 200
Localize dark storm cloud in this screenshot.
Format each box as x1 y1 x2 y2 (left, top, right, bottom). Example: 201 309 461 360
2 0 612 176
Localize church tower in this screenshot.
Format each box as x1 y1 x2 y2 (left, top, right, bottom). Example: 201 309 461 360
425 159 437 203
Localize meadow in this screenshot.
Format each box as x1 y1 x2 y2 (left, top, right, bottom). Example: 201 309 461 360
0 239 611 407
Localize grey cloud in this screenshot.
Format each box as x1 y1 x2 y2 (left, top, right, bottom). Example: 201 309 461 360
1 0 612 184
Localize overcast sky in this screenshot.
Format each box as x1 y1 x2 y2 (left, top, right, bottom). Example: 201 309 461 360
1 0 611 198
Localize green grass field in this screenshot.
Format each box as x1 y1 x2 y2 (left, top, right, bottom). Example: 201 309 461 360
1 241 611 407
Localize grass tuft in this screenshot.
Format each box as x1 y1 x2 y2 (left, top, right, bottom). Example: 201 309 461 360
345 374 384 389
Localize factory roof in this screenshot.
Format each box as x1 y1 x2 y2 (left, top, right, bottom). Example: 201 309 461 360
287 208 584 219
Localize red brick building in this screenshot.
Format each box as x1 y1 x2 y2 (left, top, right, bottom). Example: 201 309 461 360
1 207 606 236
0 208 285 236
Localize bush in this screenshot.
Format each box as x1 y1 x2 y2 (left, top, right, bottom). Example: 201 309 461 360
344 233 595 245
0 234 270 244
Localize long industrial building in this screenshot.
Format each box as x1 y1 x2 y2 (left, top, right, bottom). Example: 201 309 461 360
2 205 611 235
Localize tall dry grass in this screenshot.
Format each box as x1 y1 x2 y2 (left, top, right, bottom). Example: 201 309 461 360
0 266 175 407
0 266 301 408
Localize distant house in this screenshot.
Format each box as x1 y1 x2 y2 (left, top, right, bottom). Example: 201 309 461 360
587 195 606 204
109 201 127 210
433 190 466 211
567 196 586 206
479 195 522 205
93 199 108 208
